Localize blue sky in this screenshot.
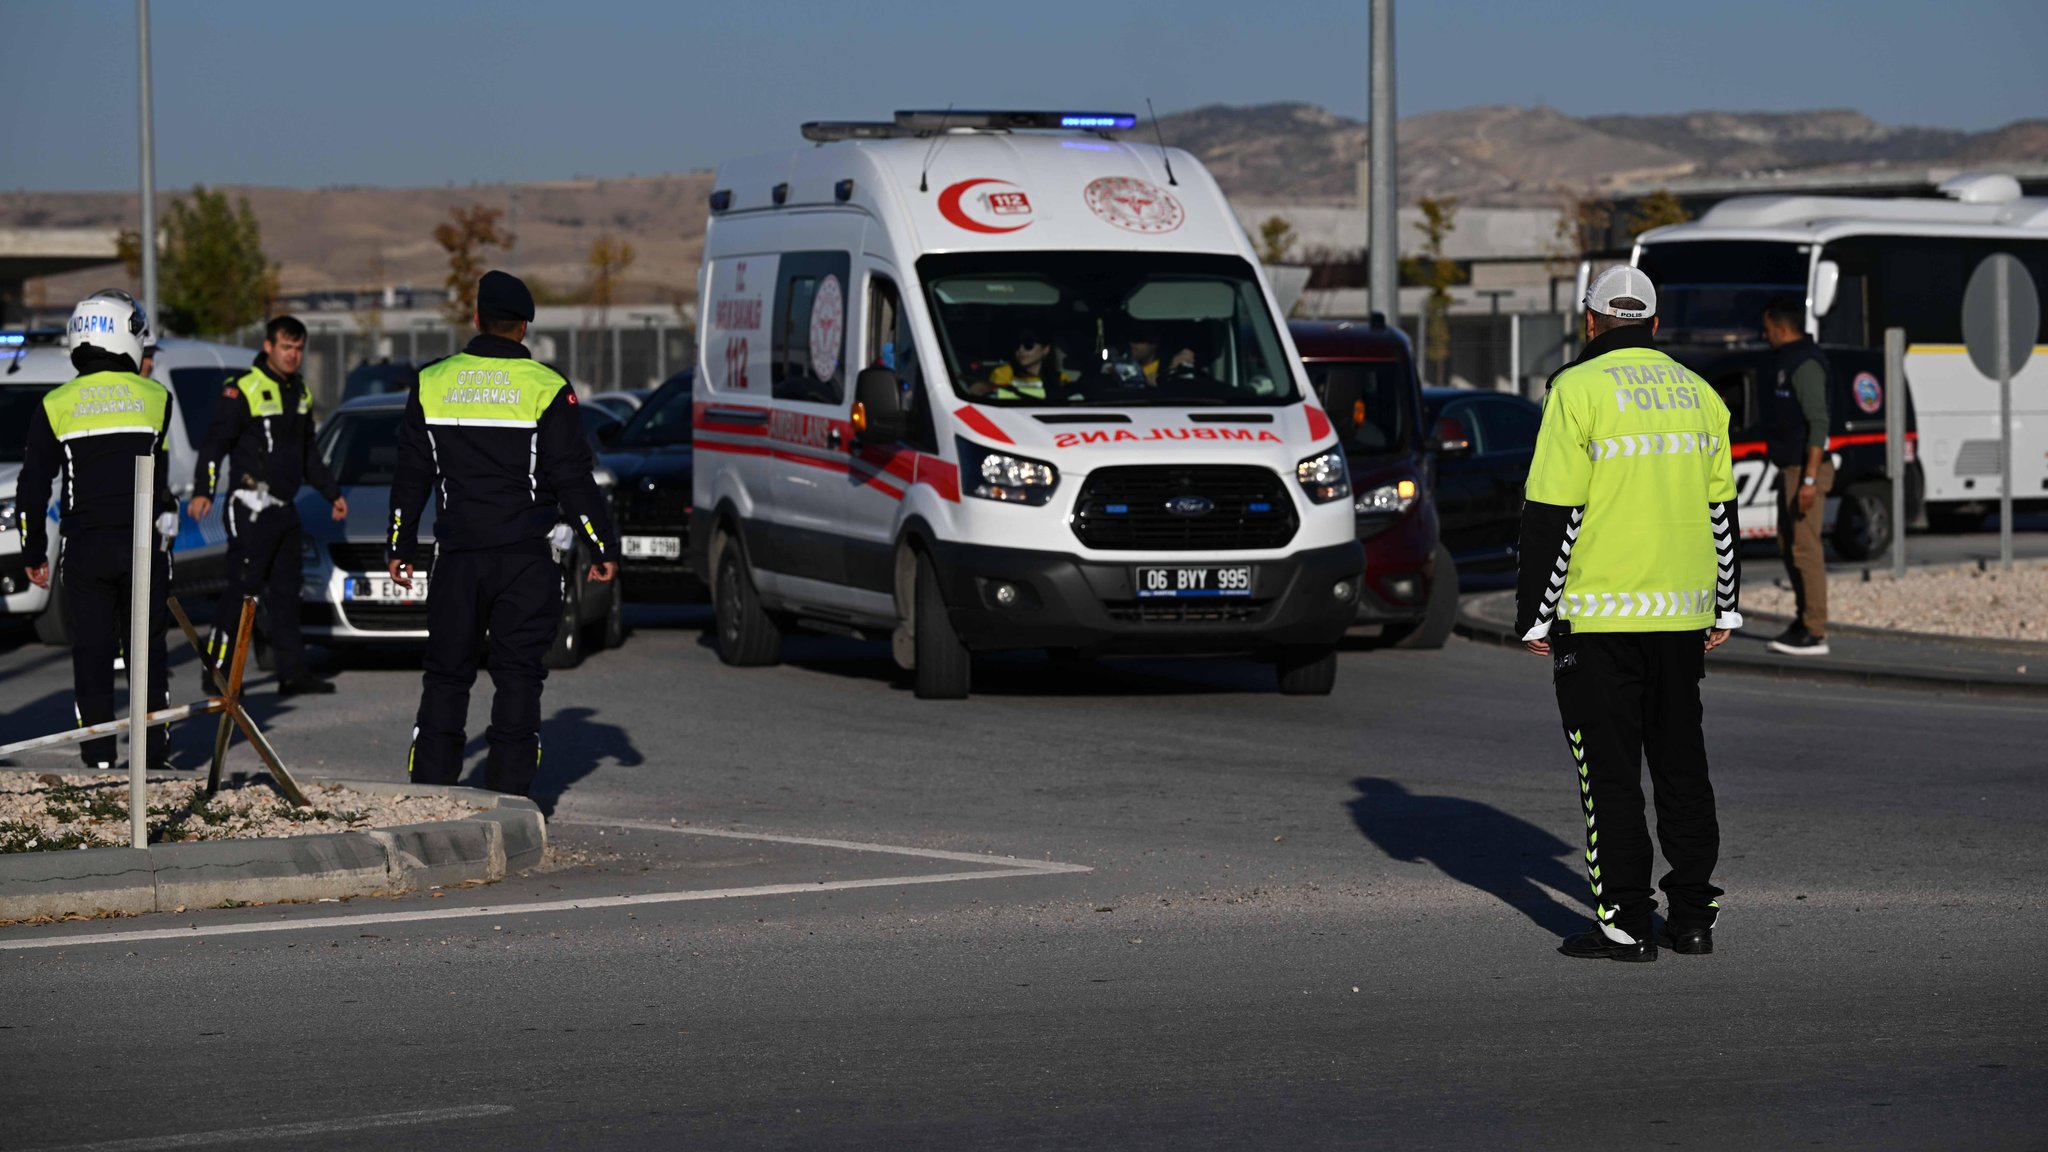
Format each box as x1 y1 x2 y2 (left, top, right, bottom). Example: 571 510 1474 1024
5 0 2044 191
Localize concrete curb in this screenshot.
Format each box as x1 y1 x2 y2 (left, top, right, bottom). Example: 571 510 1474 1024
0 783 545 924
1454 592 2048 700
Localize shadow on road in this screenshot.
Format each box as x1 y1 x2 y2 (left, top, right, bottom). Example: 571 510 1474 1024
449 706 644 814
1346 776 1587 936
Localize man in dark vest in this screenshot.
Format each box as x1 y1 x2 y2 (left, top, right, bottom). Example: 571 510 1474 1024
189 315 348 694
386 271 618 798
1761 296 1832 657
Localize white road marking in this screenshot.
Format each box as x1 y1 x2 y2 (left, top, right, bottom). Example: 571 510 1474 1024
0 825 1089 952
559 818 1092 873
25 1105 513 1151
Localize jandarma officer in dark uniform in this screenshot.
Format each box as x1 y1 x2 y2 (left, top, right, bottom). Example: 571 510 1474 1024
189 315 347 695
386 271 618 797
17 290 179 770
1516 266 1744 962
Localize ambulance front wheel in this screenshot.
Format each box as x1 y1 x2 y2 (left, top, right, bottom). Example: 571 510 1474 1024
713 533 782 667
1275 644 1339 696
913 551 971 700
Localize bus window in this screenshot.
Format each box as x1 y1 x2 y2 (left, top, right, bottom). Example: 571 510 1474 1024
1828 236 2048 347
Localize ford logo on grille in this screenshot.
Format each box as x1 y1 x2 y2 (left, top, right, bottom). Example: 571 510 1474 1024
1165 495 1215 517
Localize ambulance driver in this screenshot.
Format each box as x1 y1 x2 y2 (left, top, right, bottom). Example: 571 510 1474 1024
974 327 1074 401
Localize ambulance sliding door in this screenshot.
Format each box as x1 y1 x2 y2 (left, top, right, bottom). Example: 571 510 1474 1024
763 242 859 600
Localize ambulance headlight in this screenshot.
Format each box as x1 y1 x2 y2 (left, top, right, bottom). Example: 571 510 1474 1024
1295 450 1351 504
959 439 1059 506
1355 479 1418 516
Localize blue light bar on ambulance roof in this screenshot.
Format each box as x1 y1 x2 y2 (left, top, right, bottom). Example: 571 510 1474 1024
0 334 23 346
893 110 1138 134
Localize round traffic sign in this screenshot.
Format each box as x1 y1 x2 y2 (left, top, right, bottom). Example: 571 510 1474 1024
1962 253 2040 380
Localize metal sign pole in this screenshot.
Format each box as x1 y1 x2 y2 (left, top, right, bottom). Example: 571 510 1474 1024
1997 264 2014 572
129 455 154 848
1885 328 1907 580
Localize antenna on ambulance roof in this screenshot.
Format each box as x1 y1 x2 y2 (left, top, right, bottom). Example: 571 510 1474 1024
918 104 954 194
1146 98 1178 187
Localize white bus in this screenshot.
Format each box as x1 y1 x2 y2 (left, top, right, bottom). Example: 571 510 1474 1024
1635 173 2048 534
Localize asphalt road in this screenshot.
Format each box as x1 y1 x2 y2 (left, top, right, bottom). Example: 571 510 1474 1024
1 609 2044 1150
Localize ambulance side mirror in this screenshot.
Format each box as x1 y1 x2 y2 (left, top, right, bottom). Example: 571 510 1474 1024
853 367 907 447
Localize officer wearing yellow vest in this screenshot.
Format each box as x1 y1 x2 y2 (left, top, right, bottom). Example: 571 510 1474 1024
1515 266 1744 963
386 271 618 798
16 290 180 769
188 315 347 695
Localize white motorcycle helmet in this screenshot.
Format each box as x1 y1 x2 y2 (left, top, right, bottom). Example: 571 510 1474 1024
67 288 151 368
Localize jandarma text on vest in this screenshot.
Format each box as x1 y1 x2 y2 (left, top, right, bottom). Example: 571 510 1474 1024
442 368 521 406
69 383 148 416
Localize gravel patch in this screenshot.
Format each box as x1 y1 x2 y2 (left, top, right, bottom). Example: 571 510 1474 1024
0 774 487 853
1744 561 2048 642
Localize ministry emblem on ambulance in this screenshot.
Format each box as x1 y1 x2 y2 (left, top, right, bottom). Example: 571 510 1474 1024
809 274 844 384
1084 176 1184 235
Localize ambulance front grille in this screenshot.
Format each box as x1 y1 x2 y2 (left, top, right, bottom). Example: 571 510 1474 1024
1103 599 1273 625
1070 465 1297 551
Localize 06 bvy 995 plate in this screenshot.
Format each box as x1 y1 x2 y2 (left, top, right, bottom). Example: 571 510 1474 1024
1134 566 1253 599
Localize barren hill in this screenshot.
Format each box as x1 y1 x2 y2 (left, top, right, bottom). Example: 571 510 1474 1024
8 103 2045 304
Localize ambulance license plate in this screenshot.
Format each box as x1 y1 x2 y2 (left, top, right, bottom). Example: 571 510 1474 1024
622 535 682 559
1133 565 1254 599
344 575 428 603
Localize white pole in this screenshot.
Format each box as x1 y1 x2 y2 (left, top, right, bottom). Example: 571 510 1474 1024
136 0 159 330
129 454 154 848
1997 262 2014 572
1508 312 1522 397
1886 327 1907 580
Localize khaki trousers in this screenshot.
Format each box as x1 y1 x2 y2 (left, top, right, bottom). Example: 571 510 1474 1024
1776 460 1833 636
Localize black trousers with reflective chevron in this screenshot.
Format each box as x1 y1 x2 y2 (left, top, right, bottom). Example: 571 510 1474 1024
1551 625 1722 944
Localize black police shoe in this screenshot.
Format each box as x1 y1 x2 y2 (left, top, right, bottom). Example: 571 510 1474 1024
1661 925 1714 955
277 672 337 696
1559 928 1657 962
1767 626 1830 657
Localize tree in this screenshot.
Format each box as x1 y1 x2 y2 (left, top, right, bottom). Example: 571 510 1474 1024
117 186 275 337
433 204 515 327
1547 191 1614 278
1257 215 1297 265
1399 196 1466 387
1626 189 1692 239
585 234 636 386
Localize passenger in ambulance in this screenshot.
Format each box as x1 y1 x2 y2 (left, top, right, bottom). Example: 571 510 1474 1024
1104 321 1196 386
972 327 1075 401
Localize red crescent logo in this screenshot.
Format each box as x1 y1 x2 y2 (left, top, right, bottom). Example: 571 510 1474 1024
939 179 1032 234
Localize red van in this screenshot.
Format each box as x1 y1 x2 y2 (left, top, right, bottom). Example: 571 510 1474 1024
1290 320 1457 649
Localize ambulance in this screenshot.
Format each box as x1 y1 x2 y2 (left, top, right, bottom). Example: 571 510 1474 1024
691 110 1365 698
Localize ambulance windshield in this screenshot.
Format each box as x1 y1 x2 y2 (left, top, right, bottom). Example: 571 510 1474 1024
918 252 1300 407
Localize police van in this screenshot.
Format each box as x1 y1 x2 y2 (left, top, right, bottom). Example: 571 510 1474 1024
1 331 247 643
691 110 1365 698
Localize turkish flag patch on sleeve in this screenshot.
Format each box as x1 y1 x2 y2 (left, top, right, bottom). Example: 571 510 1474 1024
223 386 239 399
565 390 578 405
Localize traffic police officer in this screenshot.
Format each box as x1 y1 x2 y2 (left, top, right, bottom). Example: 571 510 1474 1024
1761 295 1833 657
17 290 179 769
188 315 347 694
386 271 618 798
1515 267 1744 962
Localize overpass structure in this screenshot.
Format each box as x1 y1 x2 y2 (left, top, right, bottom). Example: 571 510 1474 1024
0 228 122 324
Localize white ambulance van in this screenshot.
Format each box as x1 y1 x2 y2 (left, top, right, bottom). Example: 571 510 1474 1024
691 110 1365 698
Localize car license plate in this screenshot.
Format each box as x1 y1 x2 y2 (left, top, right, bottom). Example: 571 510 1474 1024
1133 566 1254 599
622 535 682 559
344 575 428 603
